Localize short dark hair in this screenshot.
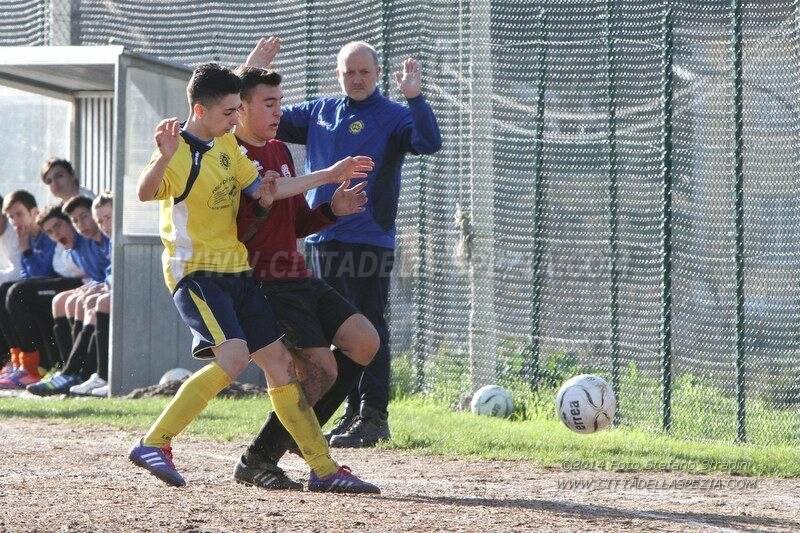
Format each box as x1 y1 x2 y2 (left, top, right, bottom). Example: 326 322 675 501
37 204 71 227
237 67 282 101
92 191 113 210
186 63 242 106
3 190 37 212
41 158 77 184
63 195 93 215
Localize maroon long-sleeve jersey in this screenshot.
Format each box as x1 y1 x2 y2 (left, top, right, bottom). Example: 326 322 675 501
236 138 336 281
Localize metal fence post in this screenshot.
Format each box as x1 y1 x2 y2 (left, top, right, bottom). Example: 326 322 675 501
605 0 622 422
730 0 747 444
529 9 548 389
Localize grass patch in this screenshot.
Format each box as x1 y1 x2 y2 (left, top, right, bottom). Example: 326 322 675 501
385 397 800 477
1 394 798 477
391 345 800 446
0 396 269 442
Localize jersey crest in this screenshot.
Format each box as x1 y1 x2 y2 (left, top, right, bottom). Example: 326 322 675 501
349 120 365 135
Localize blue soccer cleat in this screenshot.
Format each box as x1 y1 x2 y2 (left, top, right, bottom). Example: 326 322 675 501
26 372 80 396
128 440 186 487
308 465 380 494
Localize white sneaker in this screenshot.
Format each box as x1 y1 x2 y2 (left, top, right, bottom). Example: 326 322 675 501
90 384 109 397
69 373 107 396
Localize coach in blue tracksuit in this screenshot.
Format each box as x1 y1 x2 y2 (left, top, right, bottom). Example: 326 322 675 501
276 41 442 447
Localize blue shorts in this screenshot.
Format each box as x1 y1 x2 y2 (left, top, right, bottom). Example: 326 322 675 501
173 272 283 359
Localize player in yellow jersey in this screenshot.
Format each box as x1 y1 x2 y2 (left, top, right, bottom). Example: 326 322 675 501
128 63 380 493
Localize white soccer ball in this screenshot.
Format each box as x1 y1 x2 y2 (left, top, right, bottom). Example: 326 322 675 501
159 367 192 385
555 374 616 434
470 385 514 418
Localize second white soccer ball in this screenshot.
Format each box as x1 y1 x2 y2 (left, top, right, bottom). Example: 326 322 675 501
555 374 616 434
470 385 514 418
159 367 192 385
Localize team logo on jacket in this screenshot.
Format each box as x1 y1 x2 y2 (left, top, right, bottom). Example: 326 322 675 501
219 152 230 169
349 120 365 134
281 164 291 177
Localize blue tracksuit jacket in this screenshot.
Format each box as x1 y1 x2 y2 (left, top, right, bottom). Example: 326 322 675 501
277 88 442 249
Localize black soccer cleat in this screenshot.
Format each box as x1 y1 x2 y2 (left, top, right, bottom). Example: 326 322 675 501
329 406 390 448
234 451 303 491
323 409 358 443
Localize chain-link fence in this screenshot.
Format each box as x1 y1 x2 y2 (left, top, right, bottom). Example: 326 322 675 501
5 0 800 445
0 0 49 45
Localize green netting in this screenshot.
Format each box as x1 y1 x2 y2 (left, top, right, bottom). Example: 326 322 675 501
10 0 800 444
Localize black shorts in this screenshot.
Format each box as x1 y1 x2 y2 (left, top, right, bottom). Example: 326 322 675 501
260 277 358 350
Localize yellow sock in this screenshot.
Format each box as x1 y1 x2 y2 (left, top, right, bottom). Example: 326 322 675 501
269 382 338 477
142 362 232 447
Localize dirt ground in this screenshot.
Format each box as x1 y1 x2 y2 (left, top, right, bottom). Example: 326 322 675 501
1 418 799 532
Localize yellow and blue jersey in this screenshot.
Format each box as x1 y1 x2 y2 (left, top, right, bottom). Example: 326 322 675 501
145 130 259 292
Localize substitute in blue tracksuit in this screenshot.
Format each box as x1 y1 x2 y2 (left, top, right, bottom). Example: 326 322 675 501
0 199 86 387
277 41 442 447
68 232 111 284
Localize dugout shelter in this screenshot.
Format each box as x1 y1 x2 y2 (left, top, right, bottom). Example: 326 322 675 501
0 46 262 394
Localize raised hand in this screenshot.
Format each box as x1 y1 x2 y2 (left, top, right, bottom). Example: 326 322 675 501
15 224 30 252
325 156 374 184
154 118 180 158
395 57 422 99
244 36 281 69
331 180 368 216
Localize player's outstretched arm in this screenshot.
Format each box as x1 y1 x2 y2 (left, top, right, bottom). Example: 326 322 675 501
251 171 279 210
239 172 278 241
138 118 180 201
243 36 280 69
271 156 374 200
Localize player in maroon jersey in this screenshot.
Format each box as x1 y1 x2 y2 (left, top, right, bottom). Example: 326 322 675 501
232 65 381 491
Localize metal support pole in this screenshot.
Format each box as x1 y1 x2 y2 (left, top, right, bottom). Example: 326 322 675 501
730 0 747 444
529 10 548 389
605 0 621 422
